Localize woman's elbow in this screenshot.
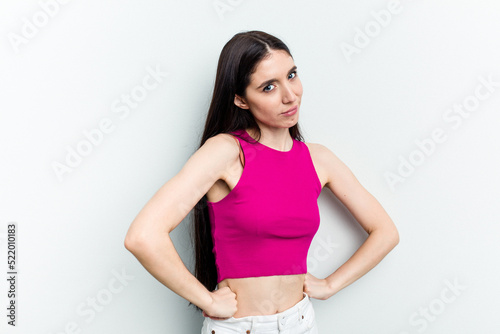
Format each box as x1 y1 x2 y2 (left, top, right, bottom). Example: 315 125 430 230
124 229 146 254
375 223 399 250
124 223 172 254
389 225 400 248
124 233 137 253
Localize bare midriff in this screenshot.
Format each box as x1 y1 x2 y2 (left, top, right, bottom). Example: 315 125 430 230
217 274 305 318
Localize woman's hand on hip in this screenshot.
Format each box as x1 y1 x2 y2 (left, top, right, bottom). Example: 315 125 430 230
202 287 238 320
303 272 334 300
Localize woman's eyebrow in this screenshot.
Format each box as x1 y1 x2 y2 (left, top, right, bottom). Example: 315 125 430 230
256 65 298 89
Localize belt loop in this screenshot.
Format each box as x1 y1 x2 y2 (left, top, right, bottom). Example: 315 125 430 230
299 293 307 320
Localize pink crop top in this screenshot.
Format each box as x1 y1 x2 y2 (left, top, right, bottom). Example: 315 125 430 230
206 129 322 283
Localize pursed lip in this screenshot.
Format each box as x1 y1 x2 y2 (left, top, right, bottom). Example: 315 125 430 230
282 106 298 114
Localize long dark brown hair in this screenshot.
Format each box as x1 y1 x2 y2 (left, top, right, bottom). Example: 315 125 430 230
192 30 305 303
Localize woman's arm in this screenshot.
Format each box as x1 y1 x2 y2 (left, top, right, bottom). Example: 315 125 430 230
303 143 399 300
124 134 239 317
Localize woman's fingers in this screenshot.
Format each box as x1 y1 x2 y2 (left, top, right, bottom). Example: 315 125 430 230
203 286 238 319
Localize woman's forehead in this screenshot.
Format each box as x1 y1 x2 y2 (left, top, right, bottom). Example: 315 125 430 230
249 50 295 83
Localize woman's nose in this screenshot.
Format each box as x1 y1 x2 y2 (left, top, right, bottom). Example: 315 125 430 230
282 83 297 104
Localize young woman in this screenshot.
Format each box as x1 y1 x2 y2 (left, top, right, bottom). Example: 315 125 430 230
124 30 399 334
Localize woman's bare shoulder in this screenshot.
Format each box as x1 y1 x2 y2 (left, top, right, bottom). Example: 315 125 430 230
304 142 332 161
305 143 344 172
198 133 240 165
204 133 239 152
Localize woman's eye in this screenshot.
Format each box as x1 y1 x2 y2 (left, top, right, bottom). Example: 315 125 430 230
263 84 275 92
288 71 297 79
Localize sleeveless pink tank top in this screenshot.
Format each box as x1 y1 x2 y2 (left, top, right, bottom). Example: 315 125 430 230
206 129 322 283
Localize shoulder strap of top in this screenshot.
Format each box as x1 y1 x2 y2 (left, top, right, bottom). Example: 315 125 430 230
230 135 245 167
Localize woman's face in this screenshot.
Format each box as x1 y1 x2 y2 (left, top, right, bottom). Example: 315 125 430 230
235 49 303 131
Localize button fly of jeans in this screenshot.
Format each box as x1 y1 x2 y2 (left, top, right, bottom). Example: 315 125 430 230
278 315 286 328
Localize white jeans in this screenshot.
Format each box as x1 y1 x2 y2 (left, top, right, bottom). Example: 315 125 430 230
201 293 318 334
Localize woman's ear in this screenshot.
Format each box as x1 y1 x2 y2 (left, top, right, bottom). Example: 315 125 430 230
234 94 249 110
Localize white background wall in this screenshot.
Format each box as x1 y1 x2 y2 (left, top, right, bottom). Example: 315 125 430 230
1 0 499 333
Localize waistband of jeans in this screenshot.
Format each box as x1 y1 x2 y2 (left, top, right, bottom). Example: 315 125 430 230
214 292 311 327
